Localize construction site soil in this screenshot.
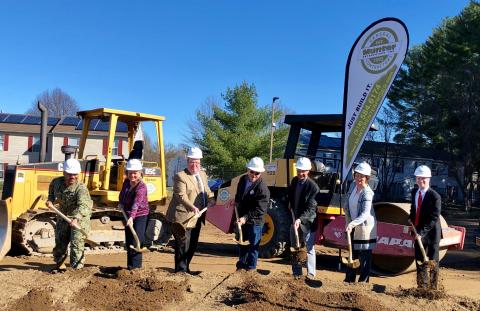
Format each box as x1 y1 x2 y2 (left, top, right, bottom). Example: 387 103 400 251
0 206 479 311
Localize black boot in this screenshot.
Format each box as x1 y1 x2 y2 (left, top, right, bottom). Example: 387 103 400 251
416 264 429 289
429 262 439 290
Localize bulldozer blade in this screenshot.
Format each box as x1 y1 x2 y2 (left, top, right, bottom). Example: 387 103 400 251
0 198 13 261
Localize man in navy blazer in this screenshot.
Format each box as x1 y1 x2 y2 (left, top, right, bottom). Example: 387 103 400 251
409 165 441 289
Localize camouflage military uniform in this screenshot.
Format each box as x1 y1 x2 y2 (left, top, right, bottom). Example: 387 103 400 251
48 176 92 269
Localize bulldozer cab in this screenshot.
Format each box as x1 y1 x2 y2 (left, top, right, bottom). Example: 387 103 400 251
77 108 167 204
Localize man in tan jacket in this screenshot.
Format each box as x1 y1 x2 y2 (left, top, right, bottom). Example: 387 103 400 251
166 147 215 273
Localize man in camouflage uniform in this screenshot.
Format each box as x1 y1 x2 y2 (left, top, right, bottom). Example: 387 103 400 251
46 158 92 271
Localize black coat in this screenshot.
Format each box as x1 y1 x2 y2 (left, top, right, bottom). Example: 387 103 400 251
235 174 270 226
409 188 442 259
288 176 319 230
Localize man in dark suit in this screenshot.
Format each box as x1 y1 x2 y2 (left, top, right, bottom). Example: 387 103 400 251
409 165 442 289
288 157 319 280
232 157 270 271
166 147 215 273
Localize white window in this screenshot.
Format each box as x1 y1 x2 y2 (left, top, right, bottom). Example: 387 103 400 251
68 137 79 147
32 136 40 152
0 164 4 179
112 139 119 156
0 135 3 151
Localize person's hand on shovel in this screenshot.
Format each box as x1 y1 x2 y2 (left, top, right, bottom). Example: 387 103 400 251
345 223 354 233
126 217 133 227
294 219 301 230
237 216 246 225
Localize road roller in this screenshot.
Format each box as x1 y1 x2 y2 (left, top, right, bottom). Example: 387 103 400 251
206 114 466 275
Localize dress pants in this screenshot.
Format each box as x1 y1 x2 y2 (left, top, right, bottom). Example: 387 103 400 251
126 215 148 270
172 218 202 273
344 249 372 283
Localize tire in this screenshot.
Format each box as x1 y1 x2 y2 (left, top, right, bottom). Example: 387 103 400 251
259 197 291 258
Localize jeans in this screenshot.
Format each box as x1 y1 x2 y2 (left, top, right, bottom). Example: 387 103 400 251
238 223 263 270
126 215 148 269
290 225 316 276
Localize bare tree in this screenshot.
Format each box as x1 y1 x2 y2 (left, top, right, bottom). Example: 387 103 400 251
26 88 80 117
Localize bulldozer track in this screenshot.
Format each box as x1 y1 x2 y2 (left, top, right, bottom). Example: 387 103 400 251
11 206 127 256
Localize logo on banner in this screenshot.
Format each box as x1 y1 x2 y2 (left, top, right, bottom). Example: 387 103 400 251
360 27 400 74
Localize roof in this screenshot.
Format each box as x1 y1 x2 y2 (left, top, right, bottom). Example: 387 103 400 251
284 114 377 133
0 113 59 126
77 108 166 122
303 134 452 161
0 113 128 133
284 114 344 133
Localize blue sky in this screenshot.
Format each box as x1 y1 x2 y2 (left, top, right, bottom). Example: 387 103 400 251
0 0 470 145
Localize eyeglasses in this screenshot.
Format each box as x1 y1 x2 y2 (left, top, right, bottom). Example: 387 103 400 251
249 170 260 176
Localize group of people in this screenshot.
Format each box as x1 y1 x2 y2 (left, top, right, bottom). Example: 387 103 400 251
46 147 442 289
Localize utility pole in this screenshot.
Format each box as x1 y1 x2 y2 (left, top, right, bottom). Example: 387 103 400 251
269 97 279 163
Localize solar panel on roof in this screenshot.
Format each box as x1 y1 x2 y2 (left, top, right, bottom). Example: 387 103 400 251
23 116 42 124
94 120 110 131
89 119 100 130
116 122 128 132
4 115 26 123
0 114 8 122
61 116 81 126
47 117 59 126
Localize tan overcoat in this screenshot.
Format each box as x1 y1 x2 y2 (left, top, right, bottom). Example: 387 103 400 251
166 168 214 228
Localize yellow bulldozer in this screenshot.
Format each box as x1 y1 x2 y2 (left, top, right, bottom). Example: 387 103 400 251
0 108 167 259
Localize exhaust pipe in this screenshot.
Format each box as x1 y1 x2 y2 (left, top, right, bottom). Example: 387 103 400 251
38 101 47 163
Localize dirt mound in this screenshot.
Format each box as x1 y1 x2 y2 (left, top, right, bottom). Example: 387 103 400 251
394 288 448 300
223 273 389 311
73 267 188 311
8 288 62 311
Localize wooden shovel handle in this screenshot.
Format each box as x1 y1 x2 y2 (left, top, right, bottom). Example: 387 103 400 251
290 208 300 248
119 206 143 250
408 220 428 263
47 202 89 237
346 231 353 263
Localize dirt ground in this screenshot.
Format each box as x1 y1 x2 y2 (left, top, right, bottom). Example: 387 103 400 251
0 207 479 311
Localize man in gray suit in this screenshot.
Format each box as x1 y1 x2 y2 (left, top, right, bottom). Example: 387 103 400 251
166 147 215 273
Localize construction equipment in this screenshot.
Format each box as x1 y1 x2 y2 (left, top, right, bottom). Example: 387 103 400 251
119 205 148 253
0 108 167 260
341 232 360 269
206 114 466 275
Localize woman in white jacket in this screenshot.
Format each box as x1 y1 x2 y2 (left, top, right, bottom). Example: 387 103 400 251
344 162 377 283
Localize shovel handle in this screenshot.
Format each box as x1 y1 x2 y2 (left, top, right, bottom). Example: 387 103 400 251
118 206 144 252
233 203 245 243
47 203 89 237
346 231 353 262
408 220 428 263
290 208 300 248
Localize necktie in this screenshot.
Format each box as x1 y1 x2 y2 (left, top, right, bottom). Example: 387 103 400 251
195 175 206 207
415 191 422 226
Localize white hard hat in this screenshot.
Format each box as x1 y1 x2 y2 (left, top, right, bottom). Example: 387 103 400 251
246 157 265 173
64 158 81 174
126 159 143 171
296 157 312 170
414 165 431 177
354 162 371 176
187 147 203 159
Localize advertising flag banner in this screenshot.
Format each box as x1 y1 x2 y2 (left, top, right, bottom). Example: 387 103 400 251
341 18 409 181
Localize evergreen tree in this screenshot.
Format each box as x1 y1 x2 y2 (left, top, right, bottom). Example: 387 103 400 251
190 82 288 179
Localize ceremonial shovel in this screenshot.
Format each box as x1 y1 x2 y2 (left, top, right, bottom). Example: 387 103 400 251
342 231 360 269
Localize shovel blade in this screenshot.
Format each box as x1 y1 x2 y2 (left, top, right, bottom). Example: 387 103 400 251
129 245 149 253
